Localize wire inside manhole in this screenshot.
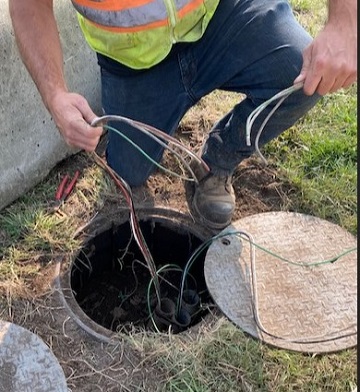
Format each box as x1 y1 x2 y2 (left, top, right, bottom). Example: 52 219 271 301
58 210 213 340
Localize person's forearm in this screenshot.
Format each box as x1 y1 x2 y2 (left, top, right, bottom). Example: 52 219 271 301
327 0 357 28
9 0 67 111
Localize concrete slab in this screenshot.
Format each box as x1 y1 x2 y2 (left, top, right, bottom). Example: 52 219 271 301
0 320 68 391
0 0 101 210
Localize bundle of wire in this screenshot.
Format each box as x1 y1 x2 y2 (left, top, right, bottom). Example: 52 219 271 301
246 81 304 164
91 115 210 183
90 152 162 304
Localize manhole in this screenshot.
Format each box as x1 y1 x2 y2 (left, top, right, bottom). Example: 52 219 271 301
205 211 357 353
57 208 213 342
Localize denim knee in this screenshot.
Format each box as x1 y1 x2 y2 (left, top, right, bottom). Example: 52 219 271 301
105 125 163 187
106 149 157 187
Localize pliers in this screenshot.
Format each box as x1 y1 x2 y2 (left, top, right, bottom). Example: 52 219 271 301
55 170 80 205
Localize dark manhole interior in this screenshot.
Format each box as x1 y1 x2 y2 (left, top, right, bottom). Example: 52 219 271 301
70 217 212 334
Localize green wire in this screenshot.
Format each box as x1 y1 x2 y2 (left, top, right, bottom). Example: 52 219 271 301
147 264 185 333
222 230 357 267
176 230 357 313
176 232 232 313
245 238 357 267
104 124 193 181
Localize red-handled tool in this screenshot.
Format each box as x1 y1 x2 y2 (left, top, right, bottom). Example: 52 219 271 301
55 170 80 203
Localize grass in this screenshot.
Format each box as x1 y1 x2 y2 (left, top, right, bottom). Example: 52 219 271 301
0 0 357 391
264 84 357 234
130 318 357 392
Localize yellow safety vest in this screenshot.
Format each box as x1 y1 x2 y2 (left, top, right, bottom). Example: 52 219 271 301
71 0 220 69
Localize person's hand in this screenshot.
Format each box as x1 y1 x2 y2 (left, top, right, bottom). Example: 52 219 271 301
294 23 357 96
48 91 103 151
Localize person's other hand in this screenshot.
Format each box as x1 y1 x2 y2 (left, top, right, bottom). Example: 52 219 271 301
49 91 103 151
294 23 357 96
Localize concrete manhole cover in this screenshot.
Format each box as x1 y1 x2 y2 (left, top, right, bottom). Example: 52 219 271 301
0 320 67 392
204 212 357 353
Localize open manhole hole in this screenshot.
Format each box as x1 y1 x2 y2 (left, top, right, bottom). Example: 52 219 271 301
57 209 214 341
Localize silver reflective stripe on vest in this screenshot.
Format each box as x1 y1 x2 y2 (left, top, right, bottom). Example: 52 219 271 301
71 0 196 28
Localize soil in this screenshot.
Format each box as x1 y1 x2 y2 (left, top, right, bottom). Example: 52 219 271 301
0 125 297 391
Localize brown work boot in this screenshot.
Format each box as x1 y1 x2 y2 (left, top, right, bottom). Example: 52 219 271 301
188 160 235 229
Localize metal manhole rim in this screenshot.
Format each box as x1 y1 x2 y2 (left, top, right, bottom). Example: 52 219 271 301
54 207 213 343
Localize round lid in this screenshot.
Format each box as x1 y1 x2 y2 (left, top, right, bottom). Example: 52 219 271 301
204 211 357 353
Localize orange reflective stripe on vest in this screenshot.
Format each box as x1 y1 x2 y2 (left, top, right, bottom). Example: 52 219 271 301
72 0 200 29
73 0 153 12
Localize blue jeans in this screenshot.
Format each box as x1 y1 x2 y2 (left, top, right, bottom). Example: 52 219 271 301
99 0 320 187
